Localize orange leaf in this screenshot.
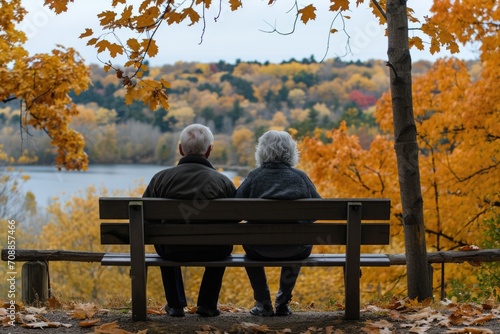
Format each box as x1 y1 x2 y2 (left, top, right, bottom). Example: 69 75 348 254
229 0 243 11
95 40 111 53
108 43 124 57
79 318 101 327
330 0 349 11
79 28 93 38
298 4 316 24
127 38 141 52
182 7 200 26
409 37 424 50
97 11 117 26
86 37 99 46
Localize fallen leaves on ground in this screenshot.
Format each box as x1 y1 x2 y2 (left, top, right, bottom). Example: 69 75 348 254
0 297 499 333
360 296 500 333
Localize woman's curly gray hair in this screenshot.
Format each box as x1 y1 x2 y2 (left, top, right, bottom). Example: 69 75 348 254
255 130 299 167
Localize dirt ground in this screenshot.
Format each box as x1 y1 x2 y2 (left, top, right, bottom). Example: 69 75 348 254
1 303 500 334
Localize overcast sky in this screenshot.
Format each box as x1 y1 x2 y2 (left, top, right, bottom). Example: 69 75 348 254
20 1 479 66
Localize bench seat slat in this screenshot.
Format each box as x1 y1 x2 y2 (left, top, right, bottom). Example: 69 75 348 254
101 253 390 267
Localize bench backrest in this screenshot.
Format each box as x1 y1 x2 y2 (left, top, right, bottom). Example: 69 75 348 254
100 198 391 246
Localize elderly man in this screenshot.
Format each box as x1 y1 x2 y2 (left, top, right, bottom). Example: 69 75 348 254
143 124 236 317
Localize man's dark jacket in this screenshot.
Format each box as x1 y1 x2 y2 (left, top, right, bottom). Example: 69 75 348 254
143 155 236 255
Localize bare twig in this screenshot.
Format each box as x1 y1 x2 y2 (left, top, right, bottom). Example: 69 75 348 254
199 1 207 44
371 0 387 21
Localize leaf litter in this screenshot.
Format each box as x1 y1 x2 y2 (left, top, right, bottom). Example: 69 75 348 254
0 296 499 333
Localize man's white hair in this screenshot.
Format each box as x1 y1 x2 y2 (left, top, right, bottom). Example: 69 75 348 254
255 130 299 167
179 124 214 155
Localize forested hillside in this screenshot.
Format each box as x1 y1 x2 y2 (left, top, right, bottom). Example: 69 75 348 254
1 57 447 167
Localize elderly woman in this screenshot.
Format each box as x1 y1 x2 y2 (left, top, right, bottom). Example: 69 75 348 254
235 130 321 316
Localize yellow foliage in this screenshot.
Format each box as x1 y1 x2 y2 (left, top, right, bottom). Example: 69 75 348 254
299 57 499 299
1 1 90 170
232 127 256 166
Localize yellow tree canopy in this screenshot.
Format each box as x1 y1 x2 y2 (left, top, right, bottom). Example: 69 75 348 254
303 56 499 252
1 0 91 170
375 58 499 250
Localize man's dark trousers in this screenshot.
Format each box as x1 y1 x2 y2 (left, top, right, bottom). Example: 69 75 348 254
155 245 233 309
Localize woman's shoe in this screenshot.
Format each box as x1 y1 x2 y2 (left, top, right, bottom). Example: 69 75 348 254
249 301 274 316
274 303 292 316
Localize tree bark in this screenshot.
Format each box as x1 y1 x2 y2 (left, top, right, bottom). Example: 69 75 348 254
385 0 433 300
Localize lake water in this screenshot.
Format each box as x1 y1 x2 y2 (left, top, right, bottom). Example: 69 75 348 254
12 164 237 206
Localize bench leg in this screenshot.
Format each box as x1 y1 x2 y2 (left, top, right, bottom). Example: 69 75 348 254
344 265 360 320
345 202 362 320
22 261 49 305
129 201 147 321
130 267 148 321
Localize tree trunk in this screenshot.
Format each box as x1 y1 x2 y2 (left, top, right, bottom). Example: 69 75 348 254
385 0 433 300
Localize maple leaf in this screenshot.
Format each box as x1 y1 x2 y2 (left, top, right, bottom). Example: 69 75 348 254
79 28 93 38
45 0 73 14
298 4 316 24
409 37 424 50
98 10 117 26
229 0 243 11
330 0 350 12
86 37 99 46
126 38 140 52
96 40 111 54
166 11 182 24
182 7 200 26
68 302 98 319
144 39 159 57
108 43 124 57
119 5 133 22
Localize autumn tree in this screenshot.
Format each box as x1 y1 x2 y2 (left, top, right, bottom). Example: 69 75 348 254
1 0 91 170
301 59 499 296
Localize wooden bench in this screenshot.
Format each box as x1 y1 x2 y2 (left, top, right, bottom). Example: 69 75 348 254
99 197 391 321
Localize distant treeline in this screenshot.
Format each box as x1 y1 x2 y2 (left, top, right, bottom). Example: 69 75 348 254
1 57 447 166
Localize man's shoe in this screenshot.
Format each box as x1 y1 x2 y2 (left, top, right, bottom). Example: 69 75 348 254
196 306 221 317
249 301 274 316
275 304 292 316
166 306 185 317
